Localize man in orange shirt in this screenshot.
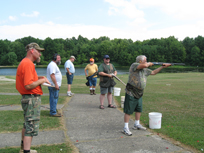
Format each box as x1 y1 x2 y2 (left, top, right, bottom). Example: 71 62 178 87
16 43 50 153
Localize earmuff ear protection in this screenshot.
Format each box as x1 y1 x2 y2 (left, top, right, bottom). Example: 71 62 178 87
53 53 59 61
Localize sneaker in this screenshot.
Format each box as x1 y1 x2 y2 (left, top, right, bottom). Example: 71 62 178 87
67 93 71 97
122 128 132 136
19 149 37 153
50 113 61 117
70 92 74 95
133 124 146 130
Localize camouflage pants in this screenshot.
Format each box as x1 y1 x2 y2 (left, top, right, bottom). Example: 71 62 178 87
21 95 41 137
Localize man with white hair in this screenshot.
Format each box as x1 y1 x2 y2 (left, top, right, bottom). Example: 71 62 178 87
64 56 76 96
123 55 171 136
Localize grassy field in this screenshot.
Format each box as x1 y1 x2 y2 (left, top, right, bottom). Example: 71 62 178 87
0 73 204 152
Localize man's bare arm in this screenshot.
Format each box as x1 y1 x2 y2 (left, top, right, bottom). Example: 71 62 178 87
137 62 154 69
25 77 50 90
151 63 171 75
99 72 113 78
50 73 59 90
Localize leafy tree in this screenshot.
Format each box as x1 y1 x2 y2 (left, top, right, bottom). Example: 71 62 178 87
0 40 9 57
43 37 58 61
7 52 17 65
10 41 25 61
1 52 17 65
190 46 200 66
182 37 195 64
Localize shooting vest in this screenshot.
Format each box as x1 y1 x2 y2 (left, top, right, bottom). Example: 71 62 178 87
99 63 116 88
126 62 152 99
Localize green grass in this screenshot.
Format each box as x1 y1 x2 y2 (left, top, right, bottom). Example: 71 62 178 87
0 111 62 133
0 143 72 153
0 73 204 152
0 95 66 105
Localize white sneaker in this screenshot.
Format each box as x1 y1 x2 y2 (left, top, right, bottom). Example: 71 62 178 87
122 128 132 136
67 93 71 97
70 92 74 95
133 124 147 130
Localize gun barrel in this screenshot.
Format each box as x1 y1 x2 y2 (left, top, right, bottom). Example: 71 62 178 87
151 62 185 66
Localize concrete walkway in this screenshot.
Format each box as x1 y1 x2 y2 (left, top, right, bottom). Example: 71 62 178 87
0 94 192 153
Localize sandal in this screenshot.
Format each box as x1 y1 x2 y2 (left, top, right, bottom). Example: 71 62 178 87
99 105 104 109
108 104 116 108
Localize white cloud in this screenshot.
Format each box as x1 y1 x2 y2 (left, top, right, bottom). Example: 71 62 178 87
131 0 204 20
9 16 17 21
108 7 119 16
105 0 144 18
105 0 145 26
0 22 203 42
21 11 40 17
46 21 55 25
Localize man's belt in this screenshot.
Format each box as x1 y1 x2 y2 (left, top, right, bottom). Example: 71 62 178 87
22 94 41 97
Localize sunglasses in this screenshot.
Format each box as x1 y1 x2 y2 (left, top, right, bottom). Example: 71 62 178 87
106 58 110 60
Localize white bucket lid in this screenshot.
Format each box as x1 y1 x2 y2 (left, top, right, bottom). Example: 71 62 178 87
149 112 162 117
114 87 121 90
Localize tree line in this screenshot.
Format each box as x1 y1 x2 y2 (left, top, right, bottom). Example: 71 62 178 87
0 35 203 66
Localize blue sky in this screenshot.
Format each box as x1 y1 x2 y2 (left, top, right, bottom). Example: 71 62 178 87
1 0 204 41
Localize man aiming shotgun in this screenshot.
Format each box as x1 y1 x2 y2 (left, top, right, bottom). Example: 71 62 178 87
122 55 171 136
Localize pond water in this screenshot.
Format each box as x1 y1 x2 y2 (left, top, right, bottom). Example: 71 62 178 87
0 67 203 76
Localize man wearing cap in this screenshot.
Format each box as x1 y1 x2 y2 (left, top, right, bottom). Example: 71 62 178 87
16 43 50 153
47 53 62 117
122 55 171 136
98 55 117 109
64 56 76 96
84 58 98 95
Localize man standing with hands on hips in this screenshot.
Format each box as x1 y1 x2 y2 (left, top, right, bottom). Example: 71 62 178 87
47 53 62 117
122 55 171 136
64 56 76 96
16 43 50 153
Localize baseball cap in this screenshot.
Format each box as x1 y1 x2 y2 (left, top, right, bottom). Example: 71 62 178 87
70 55 76 60
90 58 94 62
103 55 110 59
26 43 45 52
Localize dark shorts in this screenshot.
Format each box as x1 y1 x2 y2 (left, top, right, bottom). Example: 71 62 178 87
123 93 143 115
21 95 41 137
89 77 97 86
66 73 74 84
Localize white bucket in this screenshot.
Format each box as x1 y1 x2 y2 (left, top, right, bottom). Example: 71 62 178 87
121 96 125 108
114 87 121 96
149 112 162 129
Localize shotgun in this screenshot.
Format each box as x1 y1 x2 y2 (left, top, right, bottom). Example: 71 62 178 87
151 62 185 66
111 74 126 86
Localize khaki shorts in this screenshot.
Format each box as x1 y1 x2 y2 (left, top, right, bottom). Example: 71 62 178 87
123 93 143 115
21 95 41 136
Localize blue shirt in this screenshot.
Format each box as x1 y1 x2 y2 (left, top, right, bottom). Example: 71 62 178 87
64 60 75 73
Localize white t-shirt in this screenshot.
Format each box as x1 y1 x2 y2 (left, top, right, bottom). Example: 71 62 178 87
47 61 62 87
64 60 75 73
